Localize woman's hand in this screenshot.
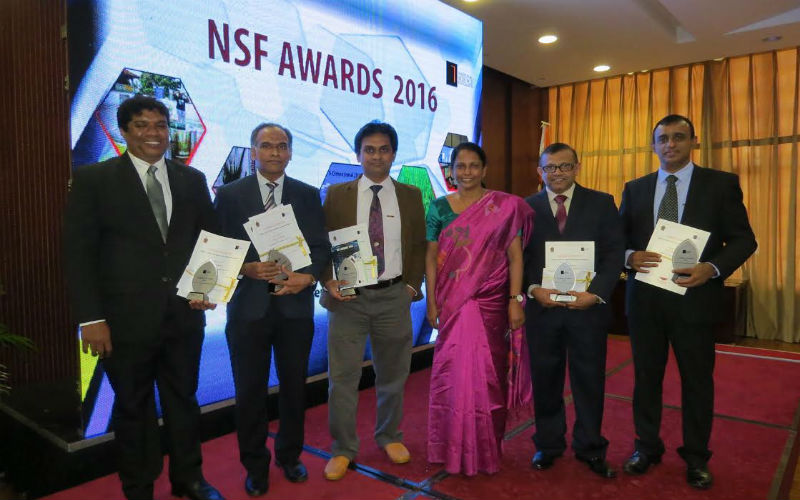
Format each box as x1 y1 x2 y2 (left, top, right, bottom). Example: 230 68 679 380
426 300 439 329
508 300 525 330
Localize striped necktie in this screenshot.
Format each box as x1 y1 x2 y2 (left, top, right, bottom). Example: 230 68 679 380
264 181 277 211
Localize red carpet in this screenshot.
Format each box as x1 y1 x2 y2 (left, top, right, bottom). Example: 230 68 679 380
42 339 799 500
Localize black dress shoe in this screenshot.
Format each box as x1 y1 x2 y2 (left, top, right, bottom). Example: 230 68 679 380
577 456 617 478
244 474 269 497
623 450 661 475
276 460 308 483
171 479 224 500
687 466 713 490
531 451 556 470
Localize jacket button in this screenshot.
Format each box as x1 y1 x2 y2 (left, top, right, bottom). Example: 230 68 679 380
162 276 169 283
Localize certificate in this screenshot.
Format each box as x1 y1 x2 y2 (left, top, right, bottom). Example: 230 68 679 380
635 219 710 295
244 204 312 270
329 224 378 291
176 230 250 303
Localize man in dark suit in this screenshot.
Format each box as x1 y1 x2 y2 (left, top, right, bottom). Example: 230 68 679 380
63 95 223 500
319 121 426 481
523 142 625 479
214 123 330 496
619 114 757 489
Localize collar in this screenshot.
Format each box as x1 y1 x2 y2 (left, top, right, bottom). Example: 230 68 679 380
358 174 394 193
658 161 694 184
128 152 166 177
256 171 285 186
545 182 576 203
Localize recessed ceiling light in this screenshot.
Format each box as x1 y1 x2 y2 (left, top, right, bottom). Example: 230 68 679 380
538 34 558 44
594 65 610 72
640 69 649 73
762 35 782 42
713 57 725 61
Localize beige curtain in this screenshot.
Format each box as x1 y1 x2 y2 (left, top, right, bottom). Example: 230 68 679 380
547 48 800 341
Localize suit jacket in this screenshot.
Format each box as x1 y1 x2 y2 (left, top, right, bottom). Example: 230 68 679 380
619 165 757 323
321 176 426 299
524 183 625 321
215 174 331 322
63 153 217 342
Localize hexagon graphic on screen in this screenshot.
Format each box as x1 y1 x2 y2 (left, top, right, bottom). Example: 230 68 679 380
72 68 206 166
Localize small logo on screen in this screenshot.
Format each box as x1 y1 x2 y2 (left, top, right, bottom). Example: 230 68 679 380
446 61 458 87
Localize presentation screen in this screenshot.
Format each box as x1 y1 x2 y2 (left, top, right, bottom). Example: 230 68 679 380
68 0 482 438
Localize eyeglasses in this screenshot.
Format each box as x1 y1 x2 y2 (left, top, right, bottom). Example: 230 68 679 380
541 162 576 173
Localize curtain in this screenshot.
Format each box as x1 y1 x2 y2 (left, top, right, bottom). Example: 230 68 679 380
547 48 800 342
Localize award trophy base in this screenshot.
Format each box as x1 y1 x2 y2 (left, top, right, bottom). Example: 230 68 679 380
550 293 577 303
339 287 357 297
187 292 208 302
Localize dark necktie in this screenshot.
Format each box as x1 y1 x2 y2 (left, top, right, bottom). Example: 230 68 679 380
554 194 567 234
657 175 679 222
264 181 277 211
146 165 168 242
368 185 385 276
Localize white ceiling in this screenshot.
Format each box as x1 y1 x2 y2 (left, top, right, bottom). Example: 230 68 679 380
442 0 800 87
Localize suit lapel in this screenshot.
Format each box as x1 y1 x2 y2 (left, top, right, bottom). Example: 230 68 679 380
241 174 266 218
644 172 658 235
532 190 558 236
342 179 359 227
562 184 585 237
681 165 704 225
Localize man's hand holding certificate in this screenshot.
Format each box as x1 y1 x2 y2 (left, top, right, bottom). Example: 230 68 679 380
177 230 251 304
634 219 711 295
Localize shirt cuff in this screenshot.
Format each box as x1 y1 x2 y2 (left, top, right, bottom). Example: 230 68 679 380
526 284 541 298
624 249 635 269
406 284 418 297
704 262 721 278
80 319 106 327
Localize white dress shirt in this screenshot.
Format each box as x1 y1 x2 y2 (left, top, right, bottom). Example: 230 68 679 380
356 175 402 281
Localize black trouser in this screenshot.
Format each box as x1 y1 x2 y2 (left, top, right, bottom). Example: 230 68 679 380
226 307 314 480
527 307 610 459
103 306 204 500
628 289 715 468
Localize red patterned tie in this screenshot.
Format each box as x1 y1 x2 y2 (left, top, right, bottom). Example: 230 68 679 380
369 185 385 276
555 194 567 234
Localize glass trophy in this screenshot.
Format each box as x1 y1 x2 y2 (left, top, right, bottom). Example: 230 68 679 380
672 239 699 282
336 255 360 297
187 260 218 301
267 249 292 292
550 262 577 302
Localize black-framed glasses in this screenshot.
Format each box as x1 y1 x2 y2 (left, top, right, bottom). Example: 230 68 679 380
541 162 576 173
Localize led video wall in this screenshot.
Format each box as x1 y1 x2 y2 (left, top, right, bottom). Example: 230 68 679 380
69 0 482 438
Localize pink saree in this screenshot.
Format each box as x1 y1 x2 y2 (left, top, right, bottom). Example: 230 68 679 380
427 191 534 476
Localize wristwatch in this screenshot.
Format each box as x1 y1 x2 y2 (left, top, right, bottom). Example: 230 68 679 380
509 294 524 303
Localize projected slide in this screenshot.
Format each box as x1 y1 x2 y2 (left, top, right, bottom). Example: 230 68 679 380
69 0 482 437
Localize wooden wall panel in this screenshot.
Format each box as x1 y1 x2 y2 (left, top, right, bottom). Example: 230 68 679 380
0 1 75 386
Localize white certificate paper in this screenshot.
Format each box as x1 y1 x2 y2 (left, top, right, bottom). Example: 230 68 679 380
176 230 250 303
635 219 710 295
244 204 312 270
328 224 378 289
542 241 595 292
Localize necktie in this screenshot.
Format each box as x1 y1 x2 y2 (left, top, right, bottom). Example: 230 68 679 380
554 194 567 234
264 181 277 211
146 165 168 242
657 175 679 222
368 185 385 276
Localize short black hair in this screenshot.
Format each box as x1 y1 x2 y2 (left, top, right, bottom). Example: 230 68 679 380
540 142 579 164
354 121 398 154
250 122 293 148
117 95 169 132
652 114 695 142
450 141 486 166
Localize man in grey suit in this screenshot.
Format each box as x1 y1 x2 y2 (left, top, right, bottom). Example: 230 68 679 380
320 121 426 481
620 114 757 489
63 95 223 500
214 123 330 496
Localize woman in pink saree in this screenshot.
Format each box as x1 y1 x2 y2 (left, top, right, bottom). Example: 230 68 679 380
425 142 534 476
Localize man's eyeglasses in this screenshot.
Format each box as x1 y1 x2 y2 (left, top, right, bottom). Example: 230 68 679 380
541 162 576 173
